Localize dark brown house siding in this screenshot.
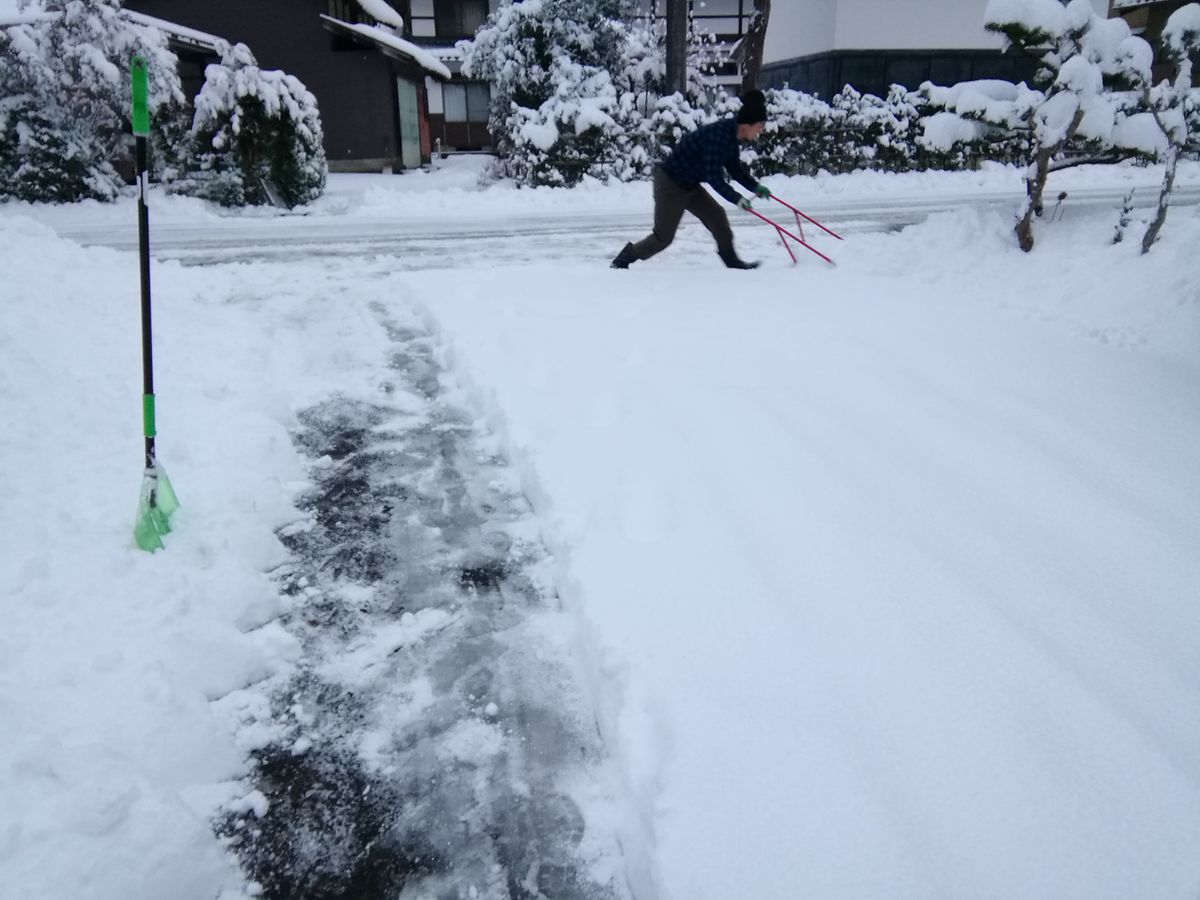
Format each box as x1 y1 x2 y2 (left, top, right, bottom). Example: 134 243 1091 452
124 0 432 171
1111 0 1198 84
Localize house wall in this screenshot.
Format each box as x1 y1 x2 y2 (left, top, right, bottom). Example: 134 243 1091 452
124 0 406 170
764 0 836 59
833 0 1004 51
1111 0 1196 83
761 0 1111 97
766 0 1110 62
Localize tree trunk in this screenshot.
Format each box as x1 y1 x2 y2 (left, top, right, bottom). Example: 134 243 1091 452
666 0 688 96
1014 150 1049 253
740 0 771 93
1141 144 1177 254
1014 105 1084 253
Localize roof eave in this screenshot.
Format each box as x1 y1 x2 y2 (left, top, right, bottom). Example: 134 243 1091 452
319 15 451 81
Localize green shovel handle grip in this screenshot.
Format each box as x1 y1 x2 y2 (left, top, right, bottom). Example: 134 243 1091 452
131 56 150 136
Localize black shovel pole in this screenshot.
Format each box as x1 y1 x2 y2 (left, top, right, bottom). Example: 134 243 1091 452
136 124 156 470
130 56 179 553
131 56 156 468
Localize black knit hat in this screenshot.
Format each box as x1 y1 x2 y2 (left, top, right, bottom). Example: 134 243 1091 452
736 89 767 125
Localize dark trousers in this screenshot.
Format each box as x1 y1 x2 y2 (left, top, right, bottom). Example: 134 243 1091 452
631 166 735 261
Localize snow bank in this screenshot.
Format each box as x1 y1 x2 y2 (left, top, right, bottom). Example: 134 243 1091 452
0 212 398 897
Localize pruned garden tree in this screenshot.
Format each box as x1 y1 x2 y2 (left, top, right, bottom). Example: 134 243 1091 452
1140 3 1200 253
984 0 1153 251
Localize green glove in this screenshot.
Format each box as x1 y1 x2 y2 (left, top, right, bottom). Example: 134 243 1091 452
754 183 772 199
737 196 753 211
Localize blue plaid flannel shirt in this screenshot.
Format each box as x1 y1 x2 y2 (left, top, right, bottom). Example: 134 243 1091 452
661 117 759 205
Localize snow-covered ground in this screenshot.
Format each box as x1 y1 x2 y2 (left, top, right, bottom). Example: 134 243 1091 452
2 157 1199 899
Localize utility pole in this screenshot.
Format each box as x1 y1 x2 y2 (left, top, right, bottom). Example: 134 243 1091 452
666 0 687 95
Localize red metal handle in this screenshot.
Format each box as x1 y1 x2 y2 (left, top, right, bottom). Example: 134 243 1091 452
745 207 836 266
770 196 844 241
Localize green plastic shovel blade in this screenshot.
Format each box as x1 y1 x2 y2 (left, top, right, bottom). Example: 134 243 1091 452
154 465 180 518
134 465 180 552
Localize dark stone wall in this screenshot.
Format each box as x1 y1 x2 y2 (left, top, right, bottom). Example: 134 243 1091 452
761 49 1041 99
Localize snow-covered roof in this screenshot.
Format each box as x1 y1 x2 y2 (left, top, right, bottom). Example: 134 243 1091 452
354 0 405 30
1 0 224 51
124 10 224 52
319 14 452 80
1111 0 1175 8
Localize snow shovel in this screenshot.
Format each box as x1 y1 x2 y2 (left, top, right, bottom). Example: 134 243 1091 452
770 195 845 242
130 56 179 552
742 205 837 266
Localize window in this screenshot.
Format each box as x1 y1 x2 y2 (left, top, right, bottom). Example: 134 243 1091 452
461 0 486 33
434 0 487 38
443 82 490 123
410 0 436 36
327 0 374 25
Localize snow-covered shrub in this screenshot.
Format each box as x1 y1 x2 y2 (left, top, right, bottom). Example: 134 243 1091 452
982 0 1154 250
0 0 183 202
917 79 1038 167
173 42 326 208
495 63 625 187
604 10 721 180
749 86 928 176
463 0 743 186
625 90 714 170
463 0 638 186
748 89 840 175
830 85 920 172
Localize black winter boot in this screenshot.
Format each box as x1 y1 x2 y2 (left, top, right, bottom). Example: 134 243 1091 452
718 248 760 270
611 242 638 269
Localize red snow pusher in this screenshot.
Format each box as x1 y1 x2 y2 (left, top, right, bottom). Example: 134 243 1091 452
743 196 843 266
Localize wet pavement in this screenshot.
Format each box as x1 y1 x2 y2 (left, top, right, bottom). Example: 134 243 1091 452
218 307 633 899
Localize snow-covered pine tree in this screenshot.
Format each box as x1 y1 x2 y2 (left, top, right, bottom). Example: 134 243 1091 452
984 0 1153 251
607 6 725 177
176 41 326 208
0 0 182 202
462 0 637 186
1139 3 1200 253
